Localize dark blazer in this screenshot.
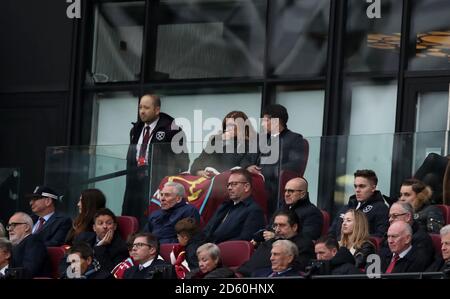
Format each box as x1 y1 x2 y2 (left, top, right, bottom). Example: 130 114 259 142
32 212 72 246
381 246 431 273
426 256 450 272
252 266 299 277
330 191 389 238
123 258 175 279
238 232 315 277
11 234 51 278
74 231 129 272
186 266 236 279
203 196 266 244
281 194 323 240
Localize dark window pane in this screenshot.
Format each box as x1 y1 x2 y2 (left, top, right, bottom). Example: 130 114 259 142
408 0 450 71
269 0 330 77
149 0 266 80
344 0 402 72
89 1 145 83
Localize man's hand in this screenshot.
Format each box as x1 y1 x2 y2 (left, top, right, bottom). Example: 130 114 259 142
247 165 262 175
97 229 114 246
263 230 275 241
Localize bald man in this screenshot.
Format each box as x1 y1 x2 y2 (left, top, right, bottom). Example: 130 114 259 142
382 221 430 273
260 177 322 241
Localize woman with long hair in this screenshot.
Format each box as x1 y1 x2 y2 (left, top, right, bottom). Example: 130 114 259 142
399 178 444 233
339 209 375 269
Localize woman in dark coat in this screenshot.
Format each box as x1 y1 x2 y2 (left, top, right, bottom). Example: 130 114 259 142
185 243 235 279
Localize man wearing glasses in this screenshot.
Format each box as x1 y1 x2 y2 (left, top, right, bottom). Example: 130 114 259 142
123 232 174 279
7 212 50 278
203 168 265 244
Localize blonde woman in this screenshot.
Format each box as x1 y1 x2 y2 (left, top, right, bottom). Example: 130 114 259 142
340 209 375 269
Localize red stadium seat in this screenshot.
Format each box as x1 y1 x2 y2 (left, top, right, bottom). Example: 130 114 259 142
320 210 330 236
47 246 65 279
159 243 177 263
116 215 139 241
436 205 450 225
429 233 442 256
217 240 254 271
368 236 383 253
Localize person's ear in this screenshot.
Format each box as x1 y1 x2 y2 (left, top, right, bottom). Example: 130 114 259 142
86 256 93 266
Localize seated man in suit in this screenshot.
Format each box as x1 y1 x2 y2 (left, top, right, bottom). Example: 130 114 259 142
427 224 450 273
123 232 175 279
74 208 128 272
7 212 50 278
203 168 266 243
238 210 314 277
28 185 72 246
144 182 200 244
0 238 12 278
252 240 299 277
64 242 112 279
382 221 430 273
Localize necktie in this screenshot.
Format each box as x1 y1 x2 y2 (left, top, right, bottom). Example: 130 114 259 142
35 217 45 233
269 271 278 277
385 254 399 273
138 126 151 165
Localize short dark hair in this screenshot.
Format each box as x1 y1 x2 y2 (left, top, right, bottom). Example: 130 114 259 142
315 236 339 250
230 168 253 188
93 208 117 224
262 104 289 127
131 232 160 255
69 242 94 260
354 169 378 185
272 210 299 227
175 217 199 239
141 94 161 108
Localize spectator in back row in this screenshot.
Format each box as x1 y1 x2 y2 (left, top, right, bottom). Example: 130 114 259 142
398 179 444 233
203 168 265 244
28 185 72 246
65 188 106 245
144 182 200 244
330 169 389 238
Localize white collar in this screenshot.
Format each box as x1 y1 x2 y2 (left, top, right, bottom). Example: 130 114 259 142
397 245 413 259
140 257 155 269
0 264 8 275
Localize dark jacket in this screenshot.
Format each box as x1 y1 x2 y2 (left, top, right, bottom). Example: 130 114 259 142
123 112 190 219
74 231 129 272
353 240 376 269
381 246 431 273
330 247 362 275
257 129 307 217
238 232 315 277
330 191 389 238
144 200 200 244
281 194 323 240
185 231 206 269
426 256 450 273
203 196 266 244
11 234 51 278
252 266 299 277
186 266 236 279
123 258 175 279
414 203 444 234
190 135 258 175
379 221 434 269
32 212 72 247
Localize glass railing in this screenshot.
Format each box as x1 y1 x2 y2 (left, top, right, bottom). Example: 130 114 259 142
0 168 21 224
41 130 449 227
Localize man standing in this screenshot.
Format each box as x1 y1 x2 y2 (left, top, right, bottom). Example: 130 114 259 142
247 104 307 219
123 94 189 221
329 169 389 238
203 168 265 243
28 185 72 246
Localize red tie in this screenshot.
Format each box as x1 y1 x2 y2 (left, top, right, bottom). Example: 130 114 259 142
35 217 45 233
385 254 399 273
138 126 151 165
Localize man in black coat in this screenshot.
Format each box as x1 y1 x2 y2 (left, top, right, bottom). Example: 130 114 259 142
123 232 175 279
203 169 265 243
330 169 389 238
7 212 50 278
237 210 314 277
73 208 128 272
63 242 113 279
28 185 72 246
123 94 189 222
427 224 450 273
247 104 308 219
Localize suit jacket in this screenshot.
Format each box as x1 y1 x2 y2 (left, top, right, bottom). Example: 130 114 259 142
11 234 51 278
32 212 72 246
74 231 129 272
203 196 266 244
123 258 175 279
381 246 431 273
252 266 299 277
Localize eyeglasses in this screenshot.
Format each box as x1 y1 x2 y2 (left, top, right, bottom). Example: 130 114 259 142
388 213 408 219
227 181 248 188
129 243 152 250
272 223 288 229
6 222 27 230
284 189 303 194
